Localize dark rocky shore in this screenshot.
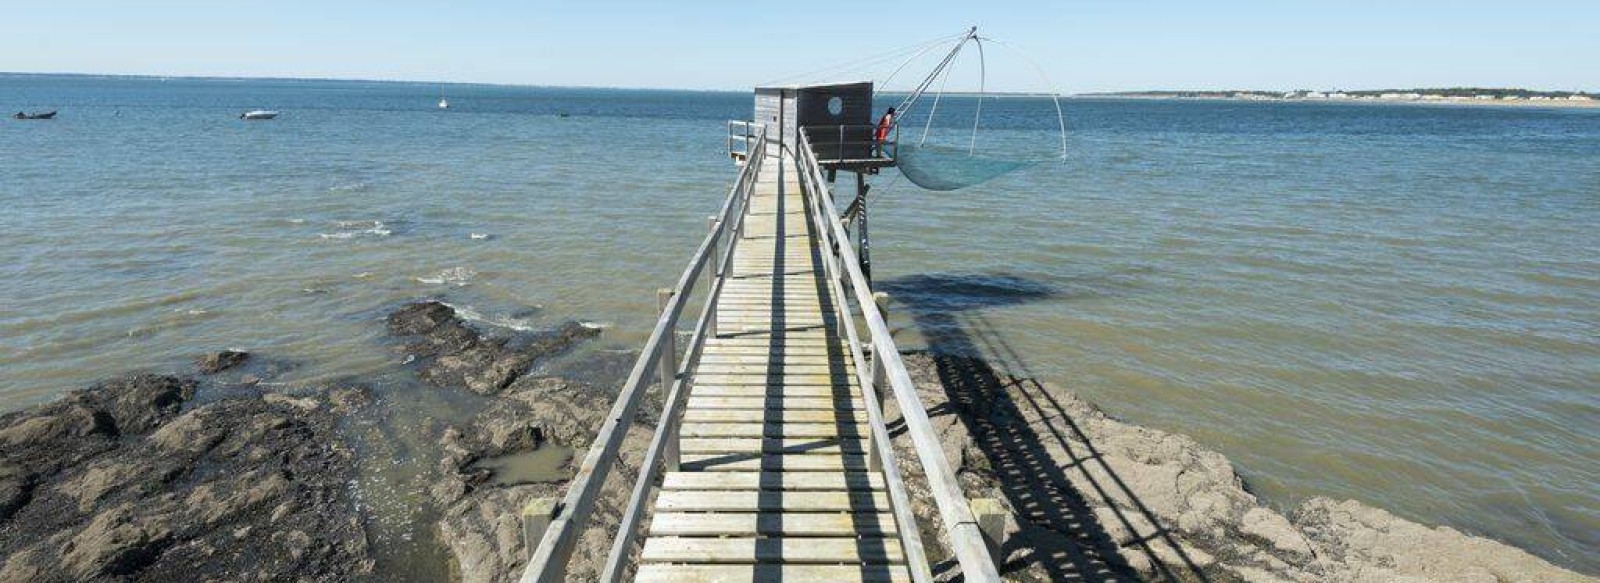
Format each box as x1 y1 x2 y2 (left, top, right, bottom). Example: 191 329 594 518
1 301 1590 582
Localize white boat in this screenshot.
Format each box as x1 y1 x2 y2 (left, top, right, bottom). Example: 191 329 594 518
438 98 449 109
240 110 279 120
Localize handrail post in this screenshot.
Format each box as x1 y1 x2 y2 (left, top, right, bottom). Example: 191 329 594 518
706 215 720 338
657 287 680 470
872 291 890 407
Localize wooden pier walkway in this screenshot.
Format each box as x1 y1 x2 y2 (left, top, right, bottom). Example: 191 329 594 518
519 125 1002 583
635 153 907 582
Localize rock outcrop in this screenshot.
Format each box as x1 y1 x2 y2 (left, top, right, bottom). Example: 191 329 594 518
386 299 638 582
0 373 375 582
888 351 1594 583
193 350 250 375
430 374 650 583
388 301 601 396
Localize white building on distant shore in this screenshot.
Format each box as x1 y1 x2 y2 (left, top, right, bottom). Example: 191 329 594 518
1569 95 1594 101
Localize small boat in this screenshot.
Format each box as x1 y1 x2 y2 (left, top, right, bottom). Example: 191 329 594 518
240 110 279 120
438 98 449 109
12 110 56 120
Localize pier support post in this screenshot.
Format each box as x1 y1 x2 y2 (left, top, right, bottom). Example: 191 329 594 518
856 173 872 286
657 288 680 471
871 291 891 405
972 498 1008 567
522 496 559 561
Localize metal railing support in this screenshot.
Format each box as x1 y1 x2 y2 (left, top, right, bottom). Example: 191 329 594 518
706 215 720 338
522 497 558 561
973 498 1008 565
657 287 680 471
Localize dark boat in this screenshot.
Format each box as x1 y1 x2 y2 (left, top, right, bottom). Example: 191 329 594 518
12 111 56 120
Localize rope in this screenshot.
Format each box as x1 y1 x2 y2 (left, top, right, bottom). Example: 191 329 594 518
757 32 968 88
974 36 1069 160
969 36 987 155
918 52 959 147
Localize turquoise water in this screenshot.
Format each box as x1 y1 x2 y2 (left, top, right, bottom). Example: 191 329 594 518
2 74 1596 573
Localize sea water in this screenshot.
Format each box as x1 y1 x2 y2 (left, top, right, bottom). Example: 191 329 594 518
1 74 1595 573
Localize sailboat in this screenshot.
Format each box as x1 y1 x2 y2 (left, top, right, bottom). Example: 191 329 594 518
437 84 449 109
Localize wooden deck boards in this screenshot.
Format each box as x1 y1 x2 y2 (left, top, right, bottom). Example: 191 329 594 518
636 155 906 577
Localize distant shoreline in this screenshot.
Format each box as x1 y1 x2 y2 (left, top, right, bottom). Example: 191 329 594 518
1081 92 1599 109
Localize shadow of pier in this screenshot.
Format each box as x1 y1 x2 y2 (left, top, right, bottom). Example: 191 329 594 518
878 272 1210 583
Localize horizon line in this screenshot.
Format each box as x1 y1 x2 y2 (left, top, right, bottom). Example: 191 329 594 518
2 71 1593 96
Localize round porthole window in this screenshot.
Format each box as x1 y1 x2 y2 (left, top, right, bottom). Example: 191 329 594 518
827 96 844 117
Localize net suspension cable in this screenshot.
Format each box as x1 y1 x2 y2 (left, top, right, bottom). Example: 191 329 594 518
869 28 1069 191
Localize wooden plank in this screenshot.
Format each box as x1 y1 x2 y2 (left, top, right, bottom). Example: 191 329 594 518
686 396 861 411
712 330 835 338
682 409 866 424
714 309 830 315
661 471 882 491
640 536 903 564
700 344 845 352
679 452 869 472
694 368 857 377
696 354 851 365
715 324 832 333
678 422 869 439
693 374 857 387
649 512 897 537
635 564 910 583
690 386 859 398
700 343 848 352
695 364 854 374
680 437 867 455
653 490 891 513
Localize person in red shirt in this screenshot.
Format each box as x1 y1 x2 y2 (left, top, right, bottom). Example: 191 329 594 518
874 107 895 156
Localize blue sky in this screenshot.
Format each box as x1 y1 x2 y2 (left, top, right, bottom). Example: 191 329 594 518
2 0 1595 92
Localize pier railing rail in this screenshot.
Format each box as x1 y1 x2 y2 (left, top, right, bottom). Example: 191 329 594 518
518 126 767 583
727 120 759 161
796 130 1002 582
802 123 899 163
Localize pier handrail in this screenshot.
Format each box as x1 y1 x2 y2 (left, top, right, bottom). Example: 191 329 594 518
728 119 758 159
795 143 935 582
801 123 897 162
796 130 1004 582
519 126 767 583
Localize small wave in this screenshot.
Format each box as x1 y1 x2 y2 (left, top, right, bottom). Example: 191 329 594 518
416 267 475 286
469 233 491 240
353 272 373 279
328 182 370 193
441 302 545 332
579 321 610 330
320 220 392 239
